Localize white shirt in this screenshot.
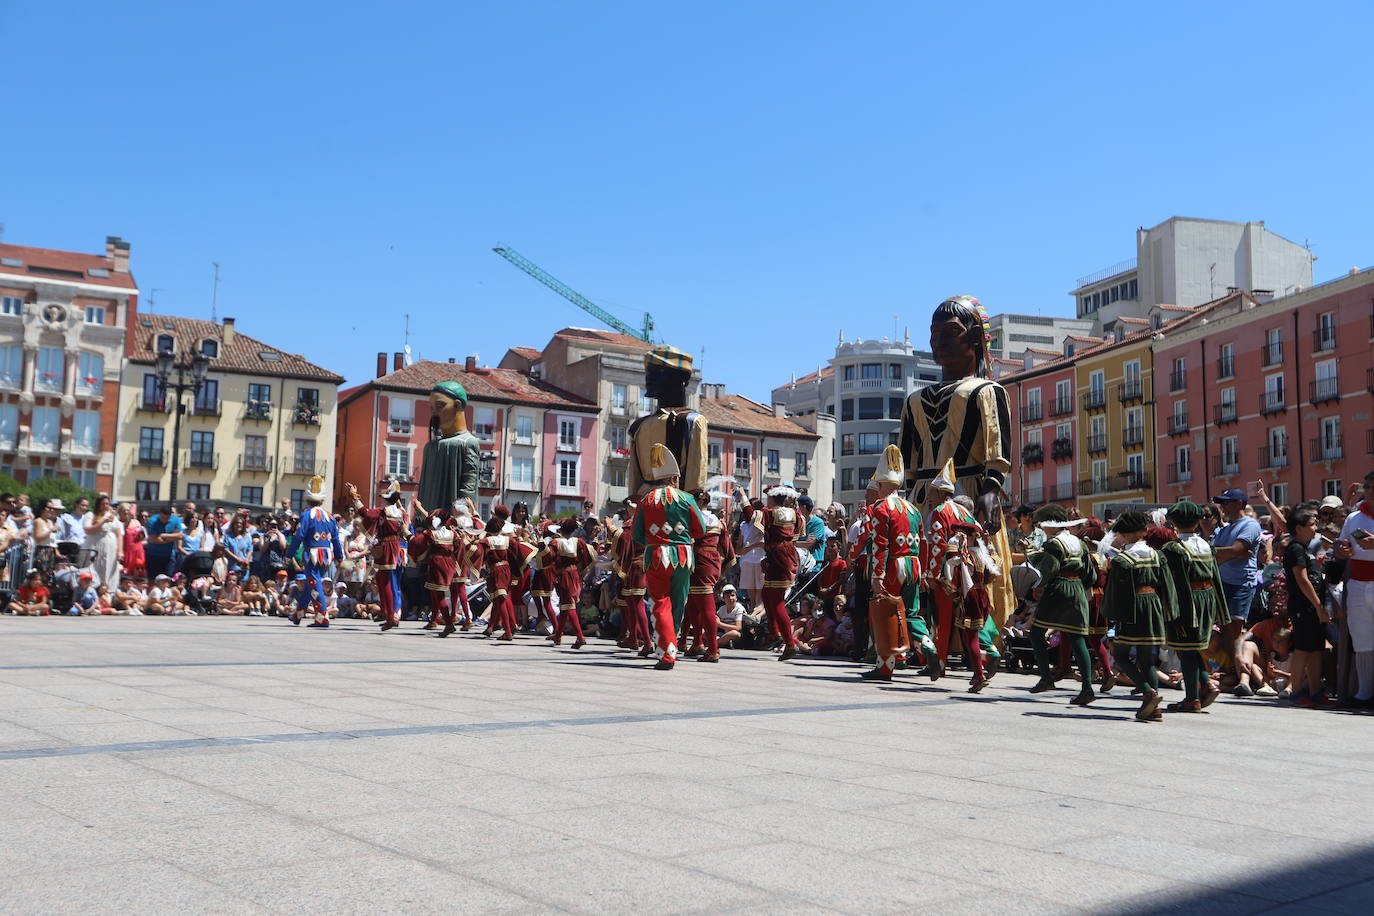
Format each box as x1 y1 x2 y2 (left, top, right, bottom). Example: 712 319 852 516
739 519 763 565
1339 505 1374 563
716 600 745 626
57 512 86 544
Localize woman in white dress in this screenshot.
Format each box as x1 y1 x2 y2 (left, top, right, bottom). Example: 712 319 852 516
82 494 125 589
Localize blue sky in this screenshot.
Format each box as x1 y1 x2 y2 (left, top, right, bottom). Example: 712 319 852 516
4 1 1369 399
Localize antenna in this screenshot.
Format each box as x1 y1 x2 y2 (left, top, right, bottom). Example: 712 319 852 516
148 288 166 313
210 262 221 322
404 313 411 353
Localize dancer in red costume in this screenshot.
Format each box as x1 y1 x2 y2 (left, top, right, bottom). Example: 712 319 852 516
450 501 481 631
408 500 462 638
550 518 595 648
345 478 408 632
530 522 561 639
469 505 533 641
923 461 977 665
686 493 736 662
631 445 708 670
761 485 802 662
609 510 652 656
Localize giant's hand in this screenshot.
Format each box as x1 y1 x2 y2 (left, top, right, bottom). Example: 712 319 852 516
975 485 1004 534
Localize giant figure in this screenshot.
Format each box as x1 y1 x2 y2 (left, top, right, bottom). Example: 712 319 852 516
629 345 708 496
418 381 481 512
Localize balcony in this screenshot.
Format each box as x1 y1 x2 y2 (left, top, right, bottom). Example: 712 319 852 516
1211 455 1241 478
1257 446 1288 471
1048 482 1077 502
1021 443 1044 465
1311 436 1343 463
286 459 328 477
1214 402 1238 425
245 400 273 422
1022 486 1044 504
74 380 104 400
1050 437 1073 461
291 401 321 426
1261 342 1283 367
186 451 219 471
707 459 723 475
1086 433 1108 454
840 377 895 391
1117 380 1144 403
1022 403 1043 423
609 447 631 461
1166 463 1192 485
1310 377 1339 405
1258 390 1287 415
733 461 752 479
136 449 166 467
137 398 169 414
1169 370 1186 393
610 403 628 417
191 398 221 418
238 454 274 474
387 418 413 437
1216 356 1235 379
1078 471 1150 496
1312 327 1337 353
1082 390 1106 412
556 437 579 454
1048 396 1074 418
1167 414 1190 436
1122 425 1145 448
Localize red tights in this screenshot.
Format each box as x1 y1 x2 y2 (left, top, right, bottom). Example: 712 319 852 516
687 593 719 656
761 585 797 647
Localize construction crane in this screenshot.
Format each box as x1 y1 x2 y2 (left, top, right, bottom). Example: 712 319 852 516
492 245 655 343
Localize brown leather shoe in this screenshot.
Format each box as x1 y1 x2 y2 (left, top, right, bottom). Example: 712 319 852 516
698 653 720 663
571 638 586 649
778 644 798 661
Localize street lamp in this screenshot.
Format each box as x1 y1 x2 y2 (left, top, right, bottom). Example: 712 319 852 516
155 347 210 504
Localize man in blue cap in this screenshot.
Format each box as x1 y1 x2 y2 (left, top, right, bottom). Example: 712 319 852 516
1211 488 1262 695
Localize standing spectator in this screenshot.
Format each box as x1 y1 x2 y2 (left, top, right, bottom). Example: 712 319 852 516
83 495 124 590
145 505 184 580
1336 471 1374 707
796 495 828 571
736 497 766 613
221 513 253 577
32 499 59 552
1284 510 1331 706
120 503 146 579
175 510 208 575
1211 488 1263 694
57 496 89 547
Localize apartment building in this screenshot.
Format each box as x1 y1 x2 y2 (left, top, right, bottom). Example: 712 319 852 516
986 313 1094 362
1000 356 1080 507
696 385 833 509
0 236 136 491
335 355 598 517
117 315 344 510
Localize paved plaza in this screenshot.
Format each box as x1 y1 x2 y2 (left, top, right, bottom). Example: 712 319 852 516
1 618 1372 914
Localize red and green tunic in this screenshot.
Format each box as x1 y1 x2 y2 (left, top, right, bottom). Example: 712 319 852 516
868 494 923 595
631 485 707 569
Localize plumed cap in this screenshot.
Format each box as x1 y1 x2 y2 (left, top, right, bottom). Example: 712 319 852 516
870 445 904 486
930 458 958 493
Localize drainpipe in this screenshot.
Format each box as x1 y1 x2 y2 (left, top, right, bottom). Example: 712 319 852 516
271 377 287 507
1292 310 1307 502
1198 338 1208 497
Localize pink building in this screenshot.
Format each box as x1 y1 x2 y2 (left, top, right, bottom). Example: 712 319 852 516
1154 269 1374 508
1001 354 1083 506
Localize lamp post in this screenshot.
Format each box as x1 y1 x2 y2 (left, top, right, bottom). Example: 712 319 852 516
156 347 210 504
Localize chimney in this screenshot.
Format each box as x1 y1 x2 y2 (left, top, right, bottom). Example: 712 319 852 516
393 352 403 371
773 403 786 419
222 317 236 343
376 352 387 378
105 235 130 273
448 357 455 363
464 356 477 372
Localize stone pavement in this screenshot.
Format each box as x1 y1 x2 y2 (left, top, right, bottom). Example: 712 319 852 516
1 618 1372 915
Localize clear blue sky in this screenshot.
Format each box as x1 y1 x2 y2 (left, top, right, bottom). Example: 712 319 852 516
4 1 1370 399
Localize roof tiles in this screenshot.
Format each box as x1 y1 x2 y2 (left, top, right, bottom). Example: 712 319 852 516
355 360 596 411
129 314 343 382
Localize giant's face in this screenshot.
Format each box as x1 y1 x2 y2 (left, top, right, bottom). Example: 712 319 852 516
930 317 975 368
429 391 459 420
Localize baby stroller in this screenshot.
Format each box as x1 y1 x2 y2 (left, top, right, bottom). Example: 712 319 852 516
180 551 218 615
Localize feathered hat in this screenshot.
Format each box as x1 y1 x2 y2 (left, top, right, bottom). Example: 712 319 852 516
304 475 327 505
870 445 904 486
377 476 401 500
930 458 958 494
646 443 680 482
767 484 799 501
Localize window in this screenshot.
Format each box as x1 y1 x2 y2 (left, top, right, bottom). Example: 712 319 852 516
888 363 902 379
609 424 627 451
73 352 104 396
558 457 578 489
1268 427 1288 461
35 347 63 393
612 384 627 413
387 446 411 478
83 306 106 325
1127 452 1144 484
1090 369 1104 397
295 438 316 473
1092 459 1107 485
240 486 264 505
766 449 780 473
638 391 654 414
887 397 903 419
290 490 306 514
1090 415 1105 439
1320 417 1341 460
71 469 96 490
200 339 218 358
1126 406 1143 433
1222 435 1239 473
842 365 855 381
1026 388 1042 418
1270 483 1288 506
244 435 267 470
609 466 626 488
1175 445 1191 479
1324 479 1342 498
194 377 218 413
1316 312 1336 350
860 363 881 380
156 334 174 354
1265 328 1282 364
190 430 215 467
0 405 14 448
30 407 59 450
840 434 855 457
296 387 319 407
0 296 23 316
841 468 855 491
1056 423 1071 442
0 345 21 387
388 397 413 435
186 483 210 501
515 415 534 444
473 406 496 440
135 481 159 501
248 382 271 403
139 427 164 462
795 452 809 478
141 373 167 411
857 432 884 454
1055 379 1071 404
734 446 751 474
511 456 535 487
1218 343 1235 378
857 397 883 420
558 418 578 450
71 410 100 454
708 441 722 472
841 400 854 422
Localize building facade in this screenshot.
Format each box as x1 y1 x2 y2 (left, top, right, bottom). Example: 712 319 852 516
335 356 599 517
1153 268 1374 508
116 316 343 510
986 312 1094 362
0 236 136 492
1070 217 1315 331
1001 358 1080 507
696 386 833 509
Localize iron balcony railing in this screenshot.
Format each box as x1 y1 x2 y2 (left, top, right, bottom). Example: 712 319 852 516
238 454 274 473
245 400 273 422
1022 402 1043 422
1048 482 1077 502
1117 380 1144 403
1310 377 1339 404
1211 455 1241 478
1259 390 1287 415
1169 370 1186 392
1257 446 1288 470
1022 486 1043 504
292 401 321 426
1168 414 1190 436
1048 396 1074 417
186 450 219 470
1086 434 1107 453
1217 355 1236 379
1078 471 1150 496
1021 443 1044 465
1122 425 1145 447
1312 327 1337 353
191 398 221 418
1261 342 1283 367
1310 436 1343 462
1082 389 1106 411
1215 402 1238 425
136 449 166 467
1166 463 1192 484
1050 437 1073 461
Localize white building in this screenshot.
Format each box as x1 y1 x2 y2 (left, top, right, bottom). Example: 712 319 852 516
1070 216 1316 332
987 312 1095 362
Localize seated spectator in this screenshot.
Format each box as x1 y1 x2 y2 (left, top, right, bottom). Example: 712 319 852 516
800 605 839 656
240 575 268 616
68 571 98 616
335 586 359 619
93 584 114 615
218 572 245 615
115 578 146 615
145 574 179 615
9 571 51 616
831 599 855 657
577 590 602 638
716 584 745 648
1267 628 1294 696
319 577 339 619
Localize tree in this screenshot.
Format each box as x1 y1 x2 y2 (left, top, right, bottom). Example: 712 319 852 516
26 476 97 509
0 472 22 496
